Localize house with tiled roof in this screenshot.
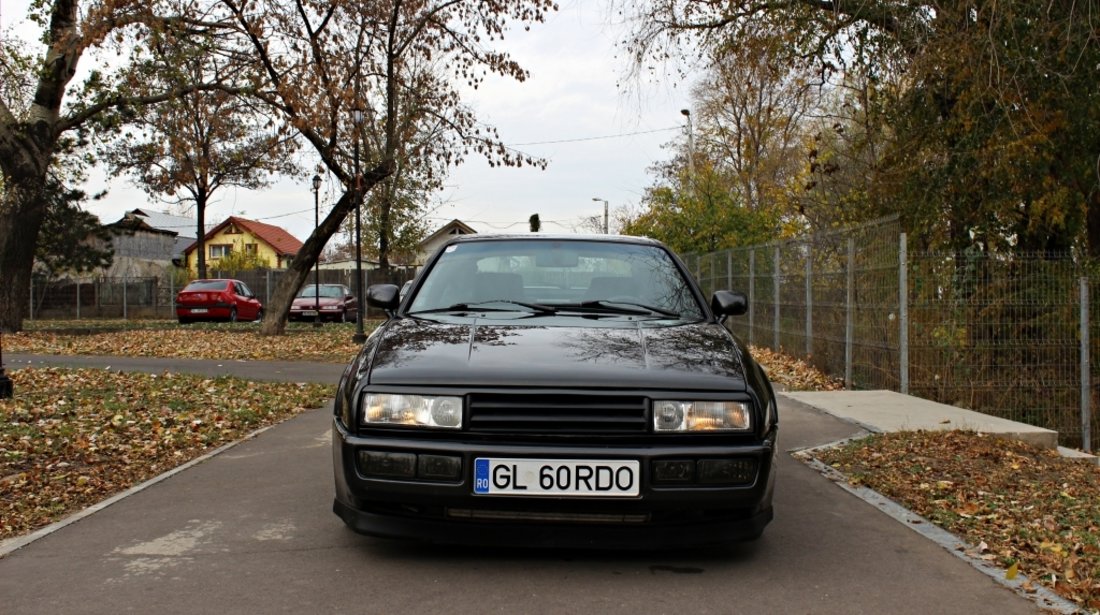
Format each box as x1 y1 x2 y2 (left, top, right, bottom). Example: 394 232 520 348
181 216 303 274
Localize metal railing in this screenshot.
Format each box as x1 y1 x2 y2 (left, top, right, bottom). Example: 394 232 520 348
684 217 1096 451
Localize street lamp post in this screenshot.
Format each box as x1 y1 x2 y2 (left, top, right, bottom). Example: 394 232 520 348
312 174 323 329
591 198 609 234
351 105 367 344
680 108 694 173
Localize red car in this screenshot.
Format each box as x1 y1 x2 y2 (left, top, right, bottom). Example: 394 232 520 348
176 279 264 323
289 283 359 323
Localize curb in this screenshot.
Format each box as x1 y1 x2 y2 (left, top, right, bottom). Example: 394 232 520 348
0 421 281 558
791 440 1086 615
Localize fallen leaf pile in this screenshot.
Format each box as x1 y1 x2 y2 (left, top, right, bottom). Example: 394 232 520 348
0 367 332 541
816 431 1100 610
6 321 376 363
749 346 845 391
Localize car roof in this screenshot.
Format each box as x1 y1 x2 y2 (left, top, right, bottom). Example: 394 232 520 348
443 233 664 247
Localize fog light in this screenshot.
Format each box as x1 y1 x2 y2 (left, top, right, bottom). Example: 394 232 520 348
697 459 756 485
418 454 462 480
652 460 694 484
359 451 416 478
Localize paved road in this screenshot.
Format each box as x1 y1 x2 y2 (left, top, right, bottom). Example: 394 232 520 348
0 357 1041 614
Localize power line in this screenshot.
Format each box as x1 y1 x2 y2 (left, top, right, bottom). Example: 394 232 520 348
507 126 680 147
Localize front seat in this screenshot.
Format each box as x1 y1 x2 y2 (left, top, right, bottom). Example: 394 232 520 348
583 276 640 301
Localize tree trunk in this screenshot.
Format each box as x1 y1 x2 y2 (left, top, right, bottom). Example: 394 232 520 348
378 200 392 270
0 179 50 332
0 0 82 332
258 163 395 335
1088 191 1100 259
197 193 208 279
198 202 207 279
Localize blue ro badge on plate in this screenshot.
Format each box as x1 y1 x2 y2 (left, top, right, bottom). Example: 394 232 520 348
474 458 490 493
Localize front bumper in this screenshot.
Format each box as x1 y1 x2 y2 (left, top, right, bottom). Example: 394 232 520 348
332 418 777 548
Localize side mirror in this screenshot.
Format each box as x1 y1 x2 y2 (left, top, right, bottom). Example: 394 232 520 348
366 284 400 311
711 290 748 319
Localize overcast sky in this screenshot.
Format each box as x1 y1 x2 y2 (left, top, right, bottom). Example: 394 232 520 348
4 1 696 241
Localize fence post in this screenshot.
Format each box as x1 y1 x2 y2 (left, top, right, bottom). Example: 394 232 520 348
29 279 34 321
726 250 733 292
169 273 175 320
845 238 854 389
266 269 272 305
805 242 813 357
748 249 755 346
773 244 781 350
122 273 128 320
899 233 909 395
1081 277 1092 453
709 252 717 296
76 280 81 319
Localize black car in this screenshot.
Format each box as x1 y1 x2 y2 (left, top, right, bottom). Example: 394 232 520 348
332 235 777 548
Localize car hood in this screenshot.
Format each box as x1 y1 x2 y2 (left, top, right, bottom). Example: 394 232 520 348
365 317 747 391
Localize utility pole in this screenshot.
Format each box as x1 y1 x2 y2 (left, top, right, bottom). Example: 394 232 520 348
591 197 609 234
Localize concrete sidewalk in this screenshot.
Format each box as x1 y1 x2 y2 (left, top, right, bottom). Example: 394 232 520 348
781 389 1097 464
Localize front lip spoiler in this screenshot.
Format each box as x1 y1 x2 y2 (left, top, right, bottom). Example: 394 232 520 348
333 498 771 549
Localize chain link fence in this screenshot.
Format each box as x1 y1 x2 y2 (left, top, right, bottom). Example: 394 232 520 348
28 266 418 321
685 216 1097 450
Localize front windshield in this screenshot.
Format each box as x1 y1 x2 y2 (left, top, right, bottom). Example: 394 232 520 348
297 284 345 299
407 239 704 319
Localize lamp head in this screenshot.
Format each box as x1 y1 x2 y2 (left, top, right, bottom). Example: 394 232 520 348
312 175 322 191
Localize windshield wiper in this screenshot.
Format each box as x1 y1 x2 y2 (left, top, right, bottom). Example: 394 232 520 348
408 300 557 315
556 300 682 318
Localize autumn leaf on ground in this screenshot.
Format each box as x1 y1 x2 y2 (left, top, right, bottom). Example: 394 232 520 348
0 367 332 541
8 320 378 363
816 430 1100 609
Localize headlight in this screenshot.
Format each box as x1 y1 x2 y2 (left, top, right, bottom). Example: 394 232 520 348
652 400 752 432
362 393 463 429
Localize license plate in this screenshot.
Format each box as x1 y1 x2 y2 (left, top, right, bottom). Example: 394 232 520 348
302 310 318 317
473 458 639 497
189 308 208 314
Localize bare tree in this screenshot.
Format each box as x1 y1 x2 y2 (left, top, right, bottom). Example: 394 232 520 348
0 0 234 331
105 39 298 278
212 0 553 334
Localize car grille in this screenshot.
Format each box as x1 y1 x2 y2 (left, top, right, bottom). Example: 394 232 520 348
467 393 648 434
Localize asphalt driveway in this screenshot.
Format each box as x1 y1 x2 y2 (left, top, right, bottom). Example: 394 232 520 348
0 356 1042 613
